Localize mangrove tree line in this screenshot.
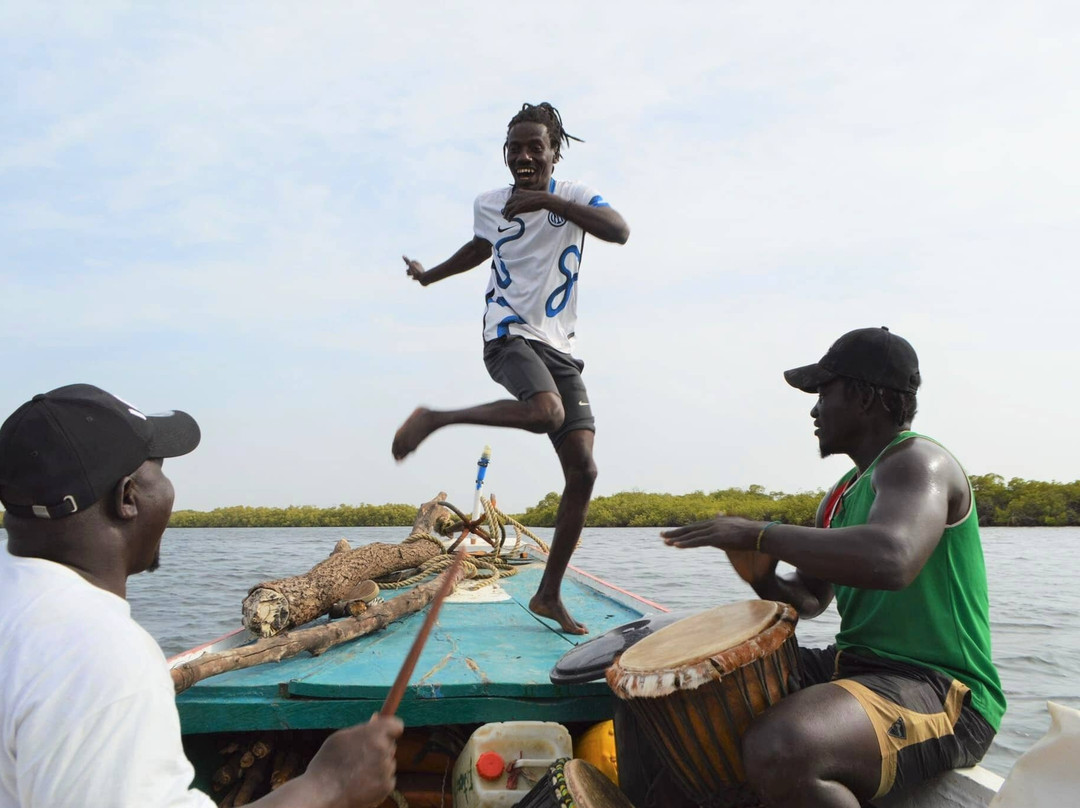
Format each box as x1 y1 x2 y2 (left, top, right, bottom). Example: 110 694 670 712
162 475 1080 528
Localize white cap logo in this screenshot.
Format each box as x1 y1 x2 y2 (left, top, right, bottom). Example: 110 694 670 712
113 394 148 420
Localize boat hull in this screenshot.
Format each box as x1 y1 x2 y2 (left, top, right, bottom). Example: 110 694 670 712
173 551 1001 806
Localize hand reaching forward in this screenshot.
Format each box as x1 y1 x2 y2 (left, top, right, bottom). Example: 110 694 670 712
663 516 777 585
661 514 761 551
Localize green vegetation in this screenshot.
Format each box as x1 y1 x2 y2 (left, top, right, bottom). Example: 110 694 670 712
969 475 1080 527
517 486 822 527
168 503 418 528
163 476 1080 528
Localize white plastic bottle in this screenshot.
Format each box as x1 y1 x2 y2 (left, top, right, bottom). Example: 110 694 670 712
452 721 573 808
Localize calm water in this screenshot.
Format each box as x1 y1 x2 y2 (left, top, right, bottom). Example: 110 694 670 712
121 525 1078 779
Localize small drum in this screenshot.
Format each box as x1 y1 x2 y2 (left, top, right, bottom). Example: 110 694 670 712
516 758 635 808
605 600 799 807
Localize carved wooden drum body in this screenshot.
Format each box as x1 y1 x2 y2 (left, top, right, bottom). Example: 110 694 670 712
516 758 635 808
606 600 800 807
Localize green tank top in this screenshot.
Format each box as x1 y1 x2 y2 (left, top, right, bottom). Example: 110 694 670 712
830 431 1006 730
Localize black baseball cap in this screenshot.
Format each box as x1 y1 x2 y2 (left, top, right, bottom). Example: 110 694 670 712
784 327 921 394
0 384 200 519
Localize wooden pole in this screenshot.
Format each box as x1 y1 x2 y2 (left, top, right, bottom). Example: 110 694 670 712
380 549 466 716
172 561 466 693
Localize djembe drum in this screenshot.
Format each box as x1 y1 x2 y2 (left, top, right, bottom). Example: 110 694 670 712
605 600 800 807
516 758 636 808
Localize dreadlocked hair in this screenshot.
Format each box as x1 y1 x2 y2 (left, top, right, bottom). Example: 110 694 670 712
506 102 583 161
844 377 919 427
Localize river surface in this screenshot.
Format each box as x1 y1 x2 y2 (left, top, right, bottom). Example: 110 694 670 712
120 525 1078 779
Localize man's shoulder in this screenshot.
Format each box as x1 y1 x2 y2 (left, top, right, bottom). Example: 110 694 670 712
2 579 160 706
886 433 956 462
1 551 91 610
876 433 968 488
552 178 600 198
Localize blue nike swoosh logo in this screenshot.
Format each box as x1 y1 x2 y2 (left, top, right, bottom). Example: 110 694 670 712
497 224 515 232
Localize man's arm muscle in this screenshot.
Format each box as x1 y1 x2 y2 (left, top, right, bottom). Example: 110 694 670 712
501 190 630 244
759 442 956 589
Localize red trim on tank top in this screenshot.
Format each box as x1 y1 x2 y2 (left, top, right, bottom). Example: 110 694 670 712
823 478 854 528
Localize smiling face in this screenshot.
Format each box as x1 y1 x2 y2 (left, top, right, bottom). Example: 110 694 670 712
505 122 557 191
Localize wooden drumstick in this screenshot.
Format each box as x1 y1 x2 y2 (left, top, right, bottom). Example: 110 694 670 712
380 548 467 717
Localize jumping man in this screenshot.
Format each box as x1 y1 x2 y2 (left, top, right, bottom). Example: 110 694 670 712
393 102 629 635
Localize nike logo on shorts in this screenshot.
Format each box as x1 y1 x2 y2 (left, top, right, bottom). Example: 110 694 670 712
578 400 589 406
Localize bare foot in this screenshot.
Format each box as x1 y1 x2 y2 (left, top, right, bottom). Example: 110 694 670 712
529 593 588 635
392 407 435 460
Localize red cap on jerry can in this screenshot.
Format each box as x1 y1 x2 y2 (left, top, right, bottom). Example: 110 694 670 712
476 751 505 781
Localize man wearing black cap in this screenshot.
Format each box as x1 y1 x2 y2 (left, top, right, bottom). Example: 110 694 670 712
0 384 401 808
662 328 1004 807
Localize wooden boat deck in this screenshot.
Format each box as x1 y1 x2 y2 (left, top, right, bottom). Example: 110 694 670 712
176 560 662 734
174 552 1007 807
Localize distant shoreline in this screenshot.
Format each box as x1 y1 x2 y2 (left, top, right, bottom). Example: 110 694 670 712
164 475 1080 528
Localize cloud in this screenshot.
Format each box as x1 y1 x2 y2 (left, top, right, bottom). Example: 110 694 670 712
3 2 1080 511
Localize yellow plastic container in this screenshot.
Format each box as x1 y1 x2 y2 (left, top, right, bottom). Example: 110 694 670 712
452 721 572 808
573 720 618 785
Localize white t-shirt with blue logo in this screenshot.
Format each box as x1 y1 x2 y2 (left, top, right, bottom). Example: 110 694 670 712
474 178 609 355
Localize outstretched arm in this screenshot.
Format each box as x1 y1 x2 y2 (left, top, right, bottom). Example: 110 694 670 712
403 236 492 286
501 190 629 244
662 440 961 596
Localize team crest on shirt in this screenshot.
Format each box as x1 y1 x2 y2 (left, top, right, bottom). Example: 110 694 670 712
548 211 567 227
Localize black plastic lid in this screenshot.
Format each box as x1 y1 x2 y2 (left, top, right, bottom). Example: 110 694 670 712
549 611 692 684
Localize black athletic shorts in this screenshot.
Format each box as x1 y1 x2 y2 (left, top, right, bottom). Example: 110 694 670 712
801 646 997 799
483 335 595 449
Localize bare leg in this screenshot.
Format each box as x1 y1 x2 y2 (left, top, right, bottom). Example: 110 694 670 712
741 683 881 807
529 429 596 635
392 392 564 460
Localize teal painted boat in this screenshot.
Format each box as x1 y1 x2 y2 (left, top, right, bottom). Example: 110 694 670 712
171 546 663 803
173 551 660 734
170 545 1008 807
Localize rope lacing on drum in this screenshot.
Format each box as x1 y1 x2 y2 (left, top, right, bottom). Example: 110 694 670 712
378 496 550 591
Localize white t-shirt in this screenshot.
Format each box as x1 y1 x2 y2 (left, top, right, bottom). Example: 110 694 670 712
0 545 214 808
474 178 610 354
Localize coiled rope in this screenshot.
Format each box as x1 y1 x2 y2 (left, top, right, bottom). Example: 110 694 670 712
378 496 550 590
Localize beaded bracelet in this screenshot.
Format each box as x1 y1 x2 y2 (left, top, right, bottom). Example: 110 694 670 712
756 520 782 552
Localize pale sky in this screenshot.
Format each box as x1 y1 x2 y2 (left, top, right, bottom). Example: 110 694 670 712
3 2 1078 514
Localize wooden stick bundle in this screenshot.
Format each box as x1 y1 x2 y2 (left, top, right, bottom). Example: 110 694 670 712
172 560 467 693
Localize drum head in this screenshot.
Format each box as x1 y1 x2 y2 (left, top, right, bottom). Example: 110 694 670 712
617 600 783 672
563 759 634 807
549 611 693 684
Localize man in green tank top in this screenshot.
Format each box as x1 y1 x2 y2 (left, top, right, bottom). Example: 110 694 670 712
662 327 1004 807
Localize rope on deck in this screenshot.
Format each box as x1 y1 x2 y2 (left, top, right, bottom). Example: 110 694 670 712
378 496 551 590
